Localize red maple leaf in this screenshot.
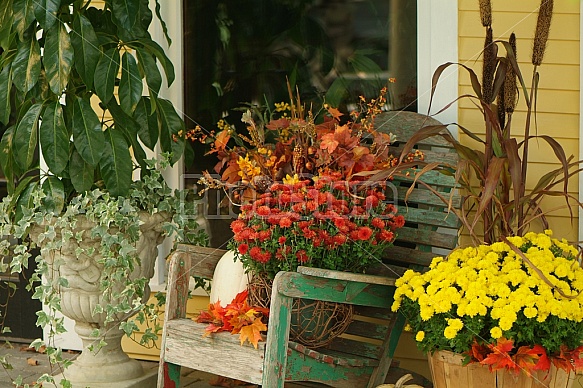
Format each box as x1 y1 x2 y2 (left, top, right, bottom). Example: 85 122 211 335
481 338 518 372
514 345 544 376
468 340 490 362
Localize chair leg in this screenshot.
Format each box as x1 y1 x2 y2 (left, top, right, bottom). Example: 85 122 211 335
158 361 182 388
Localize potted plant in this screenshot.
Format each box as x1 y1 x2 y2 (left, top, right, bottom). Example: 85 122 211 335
196 87 420 348
392 231 583 388
377 0 583 386
0 1 205 386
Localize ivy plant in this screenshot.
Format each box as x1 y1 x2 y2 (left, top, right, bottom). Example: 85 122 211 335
0 156 208 386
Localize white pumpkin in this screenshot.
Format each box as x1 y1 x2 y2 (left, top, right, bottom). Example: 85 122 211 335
376 374 425 388
209 250 249 304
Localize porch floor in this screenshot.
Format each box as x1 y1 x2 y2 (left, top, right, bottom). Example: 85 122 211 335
0 341 315 387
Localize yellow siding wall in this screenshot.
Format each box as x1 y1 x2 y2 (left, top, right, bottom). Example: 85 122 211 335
458 0 580 243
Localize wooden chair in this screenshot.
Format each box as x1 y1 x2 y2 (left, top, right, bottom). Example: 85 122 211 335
157 112 461 387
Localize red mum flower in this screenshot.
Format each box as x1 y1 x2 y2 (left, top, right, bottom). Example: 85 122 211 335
280 193 292 204
292 203 305 213
371 218 385 229
249 246 262 261
258 230 271 242
296 250 309 263
333 216 347 228
298 221 311 229
357 226 373 241
234 228 252 242
238 243 249 255
256 206 271 216
230 220 246 233
391 215 405 229
349 230 360 241
378 230 394 242
306 201 318 212
365 195 379 209
258 251 271 264
302 228 317 239
279 217 292 228
278 236 287 244
333 233 347 245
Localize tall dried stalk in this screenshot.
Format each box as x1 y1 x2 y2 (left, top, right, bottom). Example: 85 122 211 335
518 0 554 233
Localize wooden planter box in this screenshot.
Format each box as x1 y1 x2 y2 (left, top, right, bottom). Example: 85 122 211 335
429 351 574 388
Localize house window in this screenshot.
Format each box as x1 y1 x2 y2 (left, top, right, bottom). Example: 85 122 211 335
182 0 417 247
183 0 417 135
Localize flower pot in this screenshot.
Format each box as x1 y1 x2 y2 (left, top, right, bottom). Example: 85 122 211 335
31 211 168 387
428 351 574 388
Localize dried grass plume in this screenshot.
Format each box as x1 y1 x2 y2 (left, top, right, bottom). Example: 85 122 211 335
532 0 553 66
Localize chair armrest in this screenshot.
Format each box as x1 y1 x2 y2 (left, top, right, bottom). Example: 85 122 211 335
297 266 396 286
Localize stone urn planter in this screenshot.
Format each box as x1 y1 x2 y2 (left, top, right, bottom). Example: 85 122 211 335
32 211 168 388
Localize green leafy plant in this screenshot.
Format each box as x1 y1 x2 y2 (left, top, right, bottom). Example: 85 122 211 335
0 0 189 201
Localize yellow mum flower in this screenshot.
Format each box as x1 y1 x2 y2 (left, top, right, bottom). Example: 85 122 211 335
523 307 537 319
444 326 458 340
416 331 425 342
490 327 503 339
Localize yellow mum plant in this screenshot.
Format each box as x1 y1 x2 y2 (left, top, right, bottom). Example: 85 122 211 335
392 231 583 375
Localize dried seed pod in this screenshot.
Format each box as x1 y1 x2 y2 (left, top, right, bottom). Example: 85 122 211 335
307 146 317 156
504 33 518 113
293 144 303 172
482 27 496 103
532 0 553 66
479 0 492 27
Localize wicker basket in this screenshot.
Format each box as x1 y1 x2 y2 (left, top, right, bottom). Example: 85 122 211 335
247 273 353 348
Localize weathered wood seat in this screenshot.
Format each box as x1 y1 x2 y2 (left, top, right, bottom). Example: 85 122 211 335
157 111 461 387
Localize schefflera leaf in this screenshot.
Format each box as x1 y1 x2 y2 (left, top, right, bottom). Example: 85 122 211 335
69 148 94 193
40 101 69 175
100 129 132 198
157 98 184 164
71 13 100 90
33 0 60 30
12 32 41 93
13 102 42 171
94 47 120 104
119 52 142 115
44 21 74 96
41 175 65 214
71 96 104 167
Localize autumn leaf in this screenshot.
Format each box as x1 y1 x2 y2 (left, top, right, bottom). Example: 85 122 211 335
239 317 267 349
320 133 339 154
481 338 518 372
266 118 290 131
326 106 343 120
468 340 490 362
214 130 230 152
514 345 544 376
